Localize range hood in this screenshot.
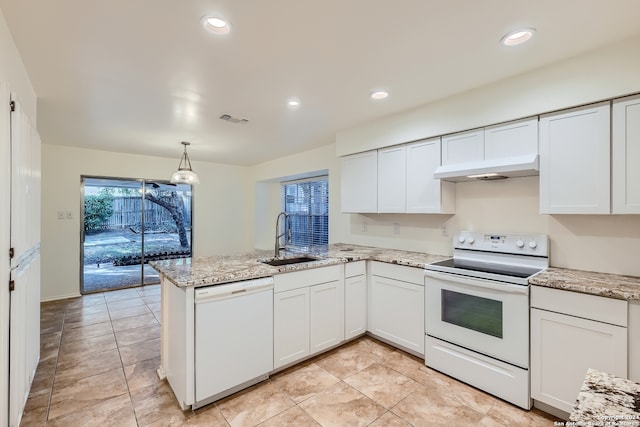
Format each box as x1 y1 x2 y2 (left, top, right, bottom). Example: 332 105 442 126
433 154 539 182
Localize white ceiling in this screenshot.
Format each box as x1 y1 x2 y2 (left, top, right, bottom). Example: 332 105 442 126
2 0 640 166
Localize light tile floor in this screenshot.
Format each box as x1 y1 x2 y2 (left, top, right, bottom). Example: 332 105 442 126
22 285 560 426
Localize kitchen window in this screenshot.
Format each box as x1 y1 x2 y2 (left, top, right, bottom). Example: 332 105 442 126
281 177 328 250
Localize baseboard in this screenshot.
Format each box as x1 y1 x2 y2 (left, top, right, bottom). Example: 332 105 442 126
533 399 570 420
40 293 81 302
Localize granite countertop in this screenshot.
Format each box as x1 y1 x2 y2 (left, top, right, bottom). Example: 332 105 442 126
569 369 640 426
150 243 447 288
530 267 640 301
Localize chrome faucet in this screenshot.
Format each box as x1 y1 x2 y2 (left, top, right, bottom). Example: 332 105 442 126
274 211 291 257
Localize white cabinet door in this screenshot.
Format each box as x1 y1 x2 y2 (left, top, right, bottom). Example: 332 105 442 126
629 301 640 382
484 117 538 160
345 274 367 340
406 138 455 213
539 102 611 214
369 274 424 355
613 95 640 213
377 145 406 213
273 287 310 369
310 280 344 354
531 308 627 414
341 151 378 213
441 129 484 165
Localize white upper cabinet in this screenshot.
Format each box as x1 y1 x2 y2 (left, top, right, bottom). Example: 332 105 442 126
436 118 538 181
341 139 453 214
484 118 538 160
539 102 611 214
378 145 406 213
406 138 455 213
341 150 378 213
441 129 484 165
613 95 640 214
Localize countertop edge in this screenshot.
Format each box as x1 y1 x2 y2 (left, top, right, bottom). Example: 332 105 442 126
150 244 447 289
529 267 640 301
569 368 640 424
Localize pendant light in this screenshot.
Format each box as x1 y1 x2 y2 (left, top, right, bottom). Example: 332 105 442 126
170 141 200 184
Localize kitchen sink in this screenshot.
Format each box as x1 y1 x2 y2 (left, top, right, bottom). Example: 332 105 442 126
260 256 319 266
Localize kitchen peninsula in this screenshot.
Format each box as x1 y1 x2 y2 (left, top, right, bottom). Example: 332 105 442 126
150 243 446 410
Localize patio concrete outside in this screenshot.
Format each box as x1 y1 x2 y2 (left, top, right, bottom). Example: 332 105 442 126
82 263 160 293
82 229 189 293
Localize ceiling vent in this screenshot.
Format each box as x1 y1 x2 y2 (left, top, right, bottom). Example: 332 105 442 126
219 114 249 124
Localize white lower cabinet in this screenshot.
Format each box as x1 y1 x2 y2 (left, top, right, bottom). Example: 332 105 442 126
273 265 343 369
629 301 640 382
530 286 628 415
274 287 310 369
369 262 424 356
310 281 344 354
344 261 367 340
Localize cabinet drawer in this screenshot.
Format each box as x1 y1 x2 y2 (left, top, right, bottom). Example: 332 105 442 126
274 264 342 293
370 261 423 285
345 261 366 278
531 286 627 326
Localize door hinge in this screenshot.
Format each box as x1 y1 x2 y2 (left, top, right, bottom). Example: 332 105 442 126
9 280 14 292
9 100 15 112
9 247 14 259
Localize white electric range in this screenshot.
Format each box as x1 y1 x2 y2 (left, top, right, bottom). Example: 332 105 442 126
424 231 549 409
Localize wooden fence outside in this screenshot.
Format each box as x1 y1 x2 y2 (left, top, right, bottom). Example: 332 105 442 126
96 196 191 230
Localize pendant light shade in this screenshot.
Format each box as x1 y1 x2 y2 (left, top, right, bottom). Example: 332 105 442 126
170 141 200 184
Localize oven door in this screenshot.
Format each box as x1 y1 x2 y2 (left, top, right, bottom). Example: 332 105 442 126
424 270 529 368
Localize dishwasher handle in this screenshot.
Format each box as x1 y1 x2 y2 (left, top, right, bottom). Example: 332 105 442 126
195 277 274 303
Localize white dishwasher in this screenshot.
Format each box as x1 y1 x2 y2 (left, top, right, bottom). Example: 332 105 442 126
194 277 274 407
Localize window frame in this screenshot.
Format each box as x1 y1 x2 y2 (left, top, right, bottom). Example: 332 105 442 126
280 176 329 251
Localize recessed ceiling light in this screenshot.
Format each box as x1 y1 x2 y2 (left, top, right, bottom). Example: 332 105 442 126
370 90 389 100
501 28 535 46
287 98 300 108
202 16 231 34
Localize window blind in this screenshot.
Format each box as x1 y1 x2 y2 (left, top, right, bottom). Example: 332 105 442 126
281 177 329 250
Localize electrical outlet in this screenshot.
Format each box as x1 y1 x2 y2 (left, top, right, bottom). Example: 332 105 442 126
393 223 400 234
362 222 368 232
57 211 65 220
441 225 448 237
66 211 73 219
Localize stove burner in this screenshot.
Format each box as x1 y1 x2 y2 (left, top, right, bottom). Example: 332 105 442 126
429 258 542 279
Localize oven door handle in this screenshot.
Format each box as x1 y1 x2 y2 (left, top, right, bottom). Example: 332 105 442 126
424 270 529 295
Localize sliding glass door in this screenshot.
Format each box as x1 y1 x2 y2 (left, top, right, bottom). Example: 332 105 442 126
81 177 192 293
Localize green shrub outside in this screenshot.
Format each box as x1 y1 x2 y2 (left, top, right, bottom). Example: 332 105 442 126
84 189 114 232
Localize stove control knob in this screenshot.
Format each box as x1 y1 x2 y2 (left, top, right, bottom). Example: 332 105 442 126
516 240 525 248
528 241 538 249
468 237 475 244
458 236 465 244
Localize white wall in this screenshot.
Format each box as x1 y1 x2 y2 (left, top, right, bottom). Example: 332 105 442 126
336 34 640 156
251 34 640 277
253 142 640 276
252 144 339 250
28 24 640 301
249 150 640 276
41 144 253 301
0 9 36 123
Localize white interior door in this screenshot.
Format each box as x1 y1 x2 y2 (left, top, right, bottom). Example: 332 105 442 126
7 94 41 427
1 81 12 427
